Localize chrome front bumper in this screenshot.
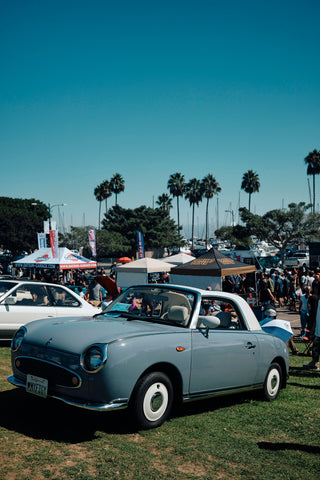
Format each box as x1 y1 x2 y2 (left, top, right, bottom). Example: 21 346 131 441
7 375 129 412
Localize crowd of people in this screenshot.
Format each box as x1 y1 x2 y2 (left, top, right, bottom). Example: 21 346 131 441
1 260 319 371
0 263 115 308
257 267 320 371
222 273 249 294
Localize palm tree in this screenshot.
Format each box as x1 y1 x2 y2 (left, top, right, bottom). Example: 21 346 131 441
167 172 185 232
156 193 173 214
304 149 320 213
184 178 203 250
94 183 105 229
110 173 125 206
241 170 260 212
201 174 221 247
100 179 112 214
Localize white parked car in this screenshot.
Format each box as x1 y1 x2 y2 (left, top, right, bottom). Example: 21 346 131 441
0 280 100 341
283 252 309 268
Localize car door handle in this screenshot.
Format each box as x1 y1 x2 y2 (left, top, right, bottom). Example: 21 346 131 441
246 342 256 349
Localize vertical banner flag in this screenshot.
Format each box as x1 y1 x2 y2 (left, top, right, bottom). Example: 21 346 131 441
37 232 46 249
44 221 56 234
49 230 59 258
88 229 97 257
137 231 145 259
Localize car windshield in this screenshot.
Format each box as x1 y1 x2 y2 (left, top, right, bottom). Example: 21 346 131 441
0 281 17 298
101 286 196 328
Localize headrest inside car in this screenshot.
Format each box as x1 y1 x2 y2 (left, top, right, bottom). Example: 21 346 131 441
167 305 189 324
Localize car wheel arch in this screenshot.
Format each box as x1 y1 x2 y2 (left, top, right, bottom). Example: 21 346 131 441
271 356 287 388
130 362 183 405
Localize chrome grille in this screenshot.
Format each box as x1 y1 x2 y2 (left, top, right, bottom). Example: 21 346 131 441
15 356 81 389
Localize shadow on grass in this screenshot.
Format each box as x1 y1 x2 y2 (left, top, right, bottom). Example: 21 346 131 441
0 387 136 443
289 366 320 385
0 386 258 442
174 391 259 420
288 381 320 390
258 441 320 454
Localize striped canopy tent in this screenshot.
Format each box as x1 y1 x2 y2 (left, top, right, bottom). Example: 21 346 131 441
13 247 97 270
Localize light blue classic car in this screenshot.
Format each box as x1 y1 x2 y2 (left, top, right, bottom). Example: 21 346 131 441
8 284 289 429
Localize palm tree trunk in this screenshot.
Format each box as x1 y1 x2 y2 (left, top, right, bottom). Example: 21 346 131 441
191 204 195 250
248 193 251 212
177 196 180 232
205 198 209 247
98 202 101 229
313 174 316 214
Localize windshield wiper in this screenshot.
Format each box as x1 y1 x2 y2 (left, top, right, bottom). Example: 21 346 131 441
125 312 147 321
94 310 127 318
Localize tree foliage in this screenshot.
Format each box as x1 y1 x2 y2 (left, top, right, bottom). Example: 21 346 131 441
184 178 203 249
215 225 252 248
241 170 260 212
201 173 221 247
304 149 320 214
167 172 185 232
239 202 320 264
101 205 184 257
156 193 173 213
110 173 125 206
59 226 127 258
0 197 48 255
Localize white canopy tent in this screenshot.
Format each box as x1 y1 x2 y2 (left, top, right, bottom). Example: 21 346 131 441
14 248 97 270
116 257 175 288
161 253 195 266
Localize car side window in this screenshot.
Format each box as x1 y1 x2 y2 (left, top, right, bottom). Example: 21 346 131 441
198 297 246 330
48 286 80 307
14 285 51 306
0 281 18 297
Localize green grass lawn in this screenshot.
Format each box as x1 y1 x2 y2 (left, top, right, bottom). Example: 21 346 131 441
0 344 319 480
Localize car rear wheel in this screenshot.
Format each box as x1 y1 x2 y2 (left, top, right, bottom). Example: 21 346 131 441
263 363 282 400
131 372 173 429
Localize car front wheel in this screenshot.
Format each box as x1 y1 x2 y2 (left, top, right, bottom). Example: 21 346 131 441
131 372 173 429
263 363 282 400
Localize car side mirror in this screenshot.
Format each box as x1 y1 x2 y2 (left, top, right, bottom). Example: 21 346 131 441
201 316 221 338
202 316 221 329
4 296 17 305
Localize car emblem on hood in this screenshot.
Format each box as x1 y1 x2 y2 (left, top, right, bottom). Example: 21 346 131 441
45 337 53 347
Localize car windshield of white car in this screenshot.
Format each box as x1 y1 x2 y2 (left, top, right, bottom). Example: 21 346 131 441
102 286 195 327
0 281 18 298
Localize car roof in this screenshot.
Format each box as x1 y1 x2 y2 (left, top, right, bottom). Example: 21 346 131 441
0 279 68 288
125 283 254 305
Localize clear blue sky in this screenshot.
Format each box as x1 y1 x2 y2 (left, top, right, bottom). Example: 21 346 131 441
1 0 319 239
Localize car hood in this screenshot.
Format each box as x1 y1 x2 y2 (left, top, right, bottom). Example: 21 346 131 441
23 314 185 354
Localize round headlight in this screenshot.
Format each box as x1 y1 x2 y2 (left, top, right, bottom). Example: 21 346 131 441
81 345 108 373
11 327 26 352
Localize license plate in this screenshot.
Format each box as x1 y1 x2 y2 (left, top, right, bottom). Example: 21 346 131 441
26 374 48 398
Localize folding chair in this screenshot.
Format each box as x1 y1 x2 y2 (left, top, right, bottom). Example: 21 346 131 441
293 330 313 356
